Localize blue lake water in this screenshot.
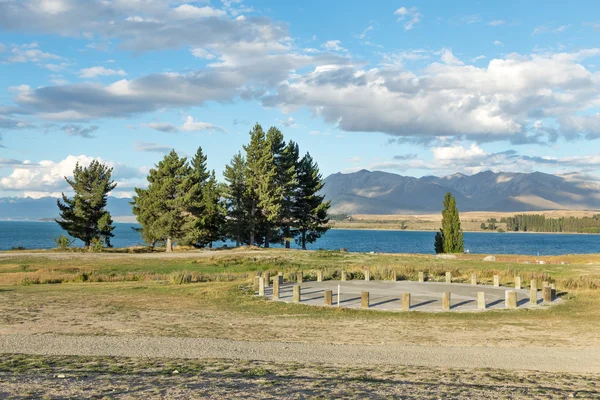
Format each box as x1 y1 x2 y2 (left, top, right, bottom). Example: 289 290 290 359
0 221 599 255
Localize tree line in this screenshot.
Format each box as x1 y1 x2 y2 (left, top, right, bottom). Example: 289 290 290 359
56 123 330 251
503 214 600 233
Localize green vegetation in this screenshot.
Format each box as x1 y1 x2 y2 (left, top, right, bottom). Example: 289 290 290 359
503 214 600 233
56 160 116 249
435 192 464 253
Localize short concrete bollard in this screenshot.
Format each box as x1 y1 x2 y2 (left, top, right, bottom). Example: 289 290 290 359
264 272 271 288
505 291 517 309
278 272 284 285
258 277 265 297
364 270 371 281
341 271 347 281
296 272 303 283
550 283 556 300
272 277 280 300
471 273 478 285
442 292 451 311
317 270 323 282
391 270 397 281
293 285 301 303
402 293 411 311
254 276 260 290
361 291 370 309
445 272 452 283
543 286 552 304
515 276 522 290
493 275 500 287
530 279 538 305
324 289 332 306
477 292 486 309
337 284 341 307
418 272 425 282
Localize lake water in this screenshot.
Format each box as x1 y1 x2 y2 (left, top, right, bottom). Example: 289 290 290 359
0 221 598 255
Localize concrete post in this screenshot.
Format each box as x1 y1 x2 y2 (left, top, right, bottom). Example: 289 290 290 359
293 285 301 303
258 277 265 297
391 270 397 281
477 292 486 309
278 272 284 285
542 286 552 304
515 276 522 290
337 284 341 307
506 291 517 309
361 291 370 309
402 293 411 311
254 276 260 290
445 272 452 283
296 272 303 283
324 290 332 306
364 270 370 281
317 270 323 282
264 272 270 288
442 292 451 311
493 275 500 287
272 277 280 300
530 279 537 305
341 271 347 281
550 283 556 300
418 272 425 282
471 273 477 285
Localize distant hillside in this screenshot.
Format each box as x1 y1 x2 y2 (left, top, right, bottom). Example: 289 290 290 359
322 170 600 214
0 197 134 221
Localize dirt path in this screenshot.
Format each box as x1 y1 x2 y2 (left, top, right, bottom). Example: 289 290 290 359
2 334 599 374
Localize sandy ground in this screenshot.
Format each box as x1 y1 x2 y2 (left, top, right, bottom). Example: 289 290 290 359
2 334 600 374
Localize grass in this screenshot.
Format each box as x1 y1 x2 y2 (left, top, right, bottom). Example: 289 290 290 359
0 248 600 346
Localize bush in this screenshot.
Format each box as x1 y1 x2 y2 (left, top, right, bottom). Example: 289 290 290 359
10 246 26 251
53 235 75 250
90 237 104 253
169 271 193 285
497 228 505 233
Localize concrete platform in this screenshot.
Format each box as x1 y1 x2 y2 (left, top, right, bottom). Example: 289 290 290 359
261 280 560 312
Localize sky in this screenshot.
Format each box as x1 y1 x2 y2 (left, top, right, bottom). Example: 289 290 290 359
1 0 600 198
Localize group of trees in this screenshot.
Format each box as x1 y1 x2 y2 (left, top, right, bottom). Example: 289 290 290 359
56 123 330 251
503 214 600 233
435 192 464 254
480 218 497 230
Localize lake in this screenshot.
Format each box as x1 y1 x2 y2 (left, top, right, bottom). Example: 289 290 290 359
0 221 598 255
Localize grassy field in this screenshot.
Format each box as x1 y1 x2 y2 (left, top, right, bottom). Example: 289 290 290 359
1 248 599 397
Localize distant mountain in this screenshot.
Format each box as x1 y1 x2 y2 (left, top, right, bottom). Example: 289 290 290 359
0 197 134 221
322 170 600 214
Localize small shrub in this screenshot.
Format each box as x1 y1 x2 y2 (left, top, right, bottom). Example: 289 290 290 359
19 276 40 285
169 271 193 285
10 246 26 251
53 235 75 250
90 238 104 253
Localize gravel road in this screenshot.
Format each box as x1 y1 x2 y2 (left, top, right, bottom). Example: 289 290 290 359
2 334 599 374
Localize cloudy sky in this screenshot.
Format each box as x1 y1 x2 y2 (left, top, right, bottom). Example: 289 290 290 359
1 0 600 198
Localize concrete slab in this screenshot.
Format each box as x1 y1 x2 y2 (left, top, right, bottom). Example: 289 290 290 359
260 280 561 312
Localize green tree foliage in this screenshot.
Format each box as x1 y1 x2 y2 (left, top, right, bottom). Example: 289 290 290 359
243 124 268 246
56 161 116 249
435 192 464 253
132 150 190 252
196 171 226 248
223 152 248 246
294 153 331 250
505 214 600 233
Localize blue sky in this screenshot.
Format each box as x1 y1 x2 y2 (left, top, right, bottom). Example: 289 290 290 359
1 0 600 198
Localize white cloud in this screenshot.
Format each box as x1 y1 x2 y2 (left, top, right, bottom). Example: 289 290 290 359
488 20 506 26
358 26 374 39
432 143 486 161
322 40 345 52
79 66 127 78
532 25 571 35
394 6 421 30
134 141 171 153
172 5 226 19
471 55 486 62
440 48 463 65
493 40 503 46
3 43 61 63
142 122 179 133
142 117 226 133
191 48 216 60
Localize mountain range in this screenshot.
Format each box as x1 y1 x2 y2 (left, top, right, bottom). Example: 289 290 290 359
322 170 600 214
1 170 599 220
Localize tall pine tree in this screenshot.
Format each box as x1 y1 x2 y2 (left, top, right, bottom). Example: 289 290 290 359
56 161 116 249
294 153 330 250
132 150 189 252
435 192 464 253
179 147 212 247
223 152 248 246
243 123 268 246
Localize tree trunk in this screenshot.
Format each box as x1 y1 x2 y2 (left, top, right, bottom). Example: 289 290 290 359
264 221 270 248
166 237 173 252
301 230 307 250
249 202 256 246
285 239 290 249
209 242 213 249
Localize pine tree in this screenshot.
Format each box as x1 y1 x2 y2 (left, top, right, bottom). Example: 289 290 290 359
179 147 211 247
434 192 464 253
196 171 226 248
132 150 189 252
243 123 268 246
279 140 299 248
56 160 116 249
294 153 330 250
223 152 248 246
259 127 285 247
